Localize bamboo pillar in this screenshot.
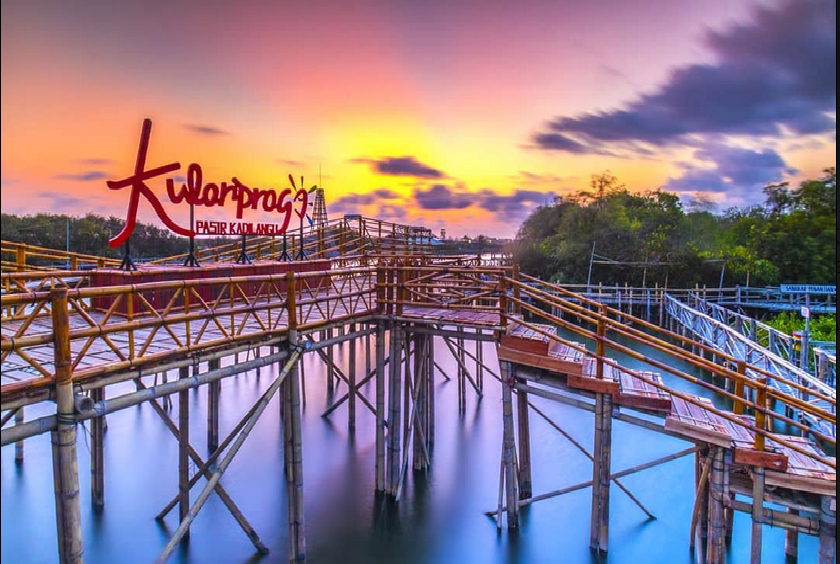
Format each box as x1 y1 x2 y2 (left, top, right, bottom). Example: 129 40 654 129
589 390 613 552
375 321 387 491
50 288 83 564
785 509 799 560
326 328 335 394
348 323 357 433
14 406 24 463
707 447 726 564
284 331 306 562
178 365 190 539
516 381 532 499
818 495 836 564
427 335 435 448
282 272 306 561
207 359 221 452
750 467 765 564
476 330 484 391
387 322 403 497
412 333 426 471
499 360 519 528
91 387 105 507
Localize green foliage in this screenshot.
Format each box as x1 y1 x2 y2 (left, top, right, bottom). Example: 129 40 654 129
1 213 191 261
764 312 837 342
512 169 837 287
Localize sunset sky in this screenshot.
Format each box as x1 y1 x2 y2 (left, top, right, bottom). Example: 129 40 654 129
1 0 835 238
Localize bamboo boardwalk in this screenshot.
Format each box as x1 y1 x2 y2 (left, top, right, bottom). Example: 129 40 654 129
1 235 836 564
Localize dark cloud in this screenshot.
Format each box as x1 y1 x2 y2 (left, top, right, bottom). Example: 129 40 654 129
37 191 88 208
373 188 400 199
354 156 445 179
531 0 836 153
414 184 472 209
695 144 796 185
330 193 377 214
475 189 555 213
378 204 406 220
78 158 113 165
54 170 108 181
183 124 229 136
665 144 794 196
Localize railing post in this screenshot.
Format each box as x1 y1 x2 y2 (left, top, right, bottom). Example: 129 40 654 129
754 376 767 452
499 276 508 329
16 244 26 271
286 272 297 331
50 288 84 564
734 361 746 415
512 265 521 315
395 263 404 317
596 305 606 380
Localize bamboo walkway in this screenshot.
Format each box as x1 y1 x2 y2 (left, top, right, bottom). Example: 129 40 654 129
1 254 836 564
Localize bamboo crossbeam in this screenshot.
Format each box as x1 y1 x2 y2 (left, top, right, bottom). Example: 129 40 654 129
486 446 695 515
154 346 304 564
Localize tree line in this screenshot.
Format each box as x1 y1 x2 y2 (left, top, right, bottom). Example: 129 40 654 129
512 168 836 287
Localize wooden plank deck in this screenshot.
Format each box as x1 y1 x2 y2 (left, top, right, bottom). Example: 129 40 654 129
720 415 787 471
665 396 732 448
764 435 836 496
399 306 502 328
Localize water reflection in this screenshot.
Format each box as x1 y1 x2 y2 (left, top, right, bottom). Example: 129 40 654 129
1 332 820 563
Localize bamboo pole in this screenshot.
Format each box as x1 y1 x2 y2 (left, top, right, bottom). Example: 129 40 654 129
818 495 836 564
750 467 765 564
178 366 190 539
50 287 83 564
707 447 726 564
516 377 532 499
207 358 221 452
14 406 24 463
690 451 713 549
375 320 387 492
91 387 104 507
348 323 356 432
284 321 306 562
590 389 613 552
499 360 519 528
785 508 799 560
387 322 402 497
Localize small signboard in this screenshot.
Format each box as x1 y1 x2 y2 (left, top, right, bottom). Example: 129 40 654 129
801 306 810 319
780 284 836 295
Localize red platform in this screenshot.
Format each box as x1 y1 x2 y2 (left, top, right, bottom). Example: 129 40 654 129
90 259 331 315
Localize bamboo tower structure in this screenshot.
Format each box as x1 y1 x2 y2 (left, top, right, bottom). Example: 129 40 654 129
311 186 328 230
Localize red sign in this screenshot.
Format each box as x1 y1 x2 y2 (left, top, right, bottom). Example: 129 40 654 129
107 119 308 248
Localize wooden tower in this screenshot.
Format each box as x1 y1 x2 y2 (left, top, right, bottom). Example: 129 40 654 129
312 186 328 230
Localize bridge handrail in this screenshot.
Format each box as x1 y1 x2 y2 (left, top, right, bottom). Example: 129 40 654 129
666 294 835 398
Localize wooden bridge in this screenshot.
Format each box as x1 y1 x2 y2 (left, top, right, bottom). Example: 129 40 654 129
1 230 836 564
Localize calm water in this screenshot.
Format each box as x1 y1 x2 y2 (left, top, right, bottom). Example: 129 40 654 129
1 329 820 563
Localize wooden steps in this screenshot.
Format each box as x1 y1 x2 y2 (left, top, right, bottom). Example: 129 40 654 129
665 396 732 448
720 415 787 471
765 435 836 496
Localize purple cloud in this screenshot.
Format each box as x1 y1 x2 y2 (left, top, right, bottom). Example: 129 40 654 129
54 170 108 181
354 156 445 179
414 184 472 209
183 124 229 136
531 0 836 153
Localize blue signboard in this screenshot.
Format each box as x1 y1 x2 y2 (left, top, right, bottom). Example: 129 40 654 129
779 284 836 295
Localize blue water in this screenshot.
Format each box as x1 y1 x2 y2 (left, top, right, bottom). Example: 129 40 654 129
1 330 821 563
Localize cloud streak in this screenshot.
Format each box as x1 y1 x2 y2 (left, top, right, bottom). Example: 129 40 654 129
54 170 108 181
353 156 445 179
183 124 229 136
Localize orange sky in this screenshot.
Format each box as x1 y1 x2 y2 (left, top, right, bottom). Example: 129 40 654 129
1 0 835 237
